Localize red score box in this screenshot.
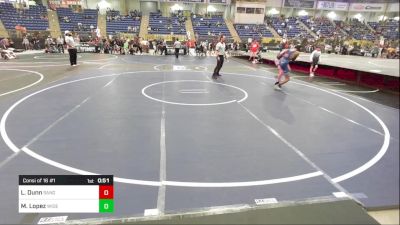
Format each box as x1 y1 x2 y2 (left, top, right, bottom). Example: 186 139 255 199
99 185 114 199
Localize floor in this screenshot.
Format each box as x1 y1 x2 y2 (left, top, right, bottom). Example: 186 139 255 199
0 53 398 224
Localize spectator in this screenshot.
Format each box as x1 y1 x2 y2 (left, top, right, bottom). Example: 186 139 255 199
56 36 64 53
22 36 30 50
0 38 10 49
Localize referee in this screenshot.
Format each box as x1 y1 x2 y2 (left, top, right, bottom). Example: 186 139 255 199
174 38 181 59
212 35 226 79
65 30 77 66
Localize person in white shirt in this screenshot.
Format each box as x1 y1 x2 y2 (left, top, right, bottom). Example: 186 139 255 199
95 27 101 38
56 36 64 53
45 36 53 53
162 39 167 55
212 35 226 79
309 47 321 80
173 38 181 59
64 30 77 66
22 36 30 50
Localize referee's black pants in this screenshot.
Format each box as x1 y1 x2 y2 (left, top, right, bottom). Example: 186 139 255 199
68 48 77 65
213 55 224 75
175 48 179 58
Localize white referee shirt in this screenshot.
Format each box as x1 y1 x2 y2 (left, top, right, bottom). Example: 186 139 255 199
216 42 225 56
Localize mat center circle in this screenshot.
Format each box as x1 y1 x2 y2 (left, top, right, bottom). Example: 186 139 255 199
141 80 248 106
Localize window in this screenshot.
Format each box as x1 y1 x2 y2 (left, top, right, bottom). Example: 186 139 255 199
255 8 264 14
245 8 255 13
237 7 245 13
237 7 264 14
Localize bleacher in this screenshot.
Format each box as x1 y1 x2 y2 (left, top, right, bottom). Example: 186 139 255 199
270 16 312 38
57 7 97 32
148 12 186 35
234 24 273 40
192 16 231 38
106 10 141 35
368 20 399 40
0 3 48 31
335 19 375 41
300 16 340 38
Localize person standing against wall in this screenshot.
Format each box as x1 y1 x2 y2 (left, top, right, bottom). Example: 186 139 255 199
65 31 77 66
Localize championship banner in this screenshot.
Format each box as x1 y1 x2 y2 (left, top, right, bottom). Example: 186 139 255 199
317 1 348 11
349 3 385 12
284 0 315 9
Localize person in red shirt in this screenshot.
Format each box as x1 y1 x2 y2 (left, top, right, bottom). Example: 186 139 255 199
249 39 259 62
186 40 191 55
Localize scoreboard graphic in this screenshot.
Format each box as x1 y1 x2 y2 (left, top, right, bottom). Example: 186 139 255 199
19 175 114 213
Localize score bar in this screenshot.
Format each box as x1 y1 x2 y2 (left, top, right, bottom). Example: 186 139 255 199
19 175 114 213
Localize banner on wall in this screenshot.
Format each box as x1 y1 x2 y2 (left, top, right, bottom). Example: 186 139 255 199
166 0 230 3
208 0 230 4
47 0 82 10
283 0 315 9
167 0 205 3
349 3 385 12
165 0 230 4
317 1 348 11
